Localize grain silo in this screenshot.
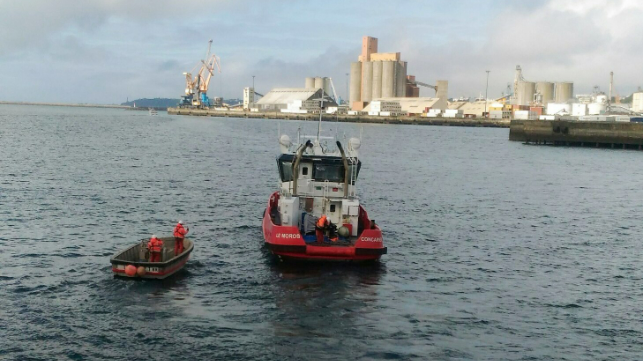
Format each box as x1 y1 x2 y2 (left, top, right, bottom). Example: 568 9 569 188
516 81 536 105
382 61 396 98
535 82 554 105
305 77 315 89
395 61 407 97
349 62 362 105
555 82 574 102
362 62 373 102
314 77 324 90
323 77 331 97
372 61 383 99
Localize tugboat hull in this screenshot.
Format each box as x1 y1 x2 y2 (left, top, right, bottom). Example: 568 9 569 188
262 193 386 262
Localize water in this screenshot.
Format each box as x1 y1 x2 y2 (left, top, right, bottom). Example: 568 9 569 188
2 104 643 360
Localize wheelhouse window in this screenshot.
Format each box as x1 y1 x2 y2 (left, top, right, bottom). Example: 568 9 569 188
278 161 293 182
313 164 344 183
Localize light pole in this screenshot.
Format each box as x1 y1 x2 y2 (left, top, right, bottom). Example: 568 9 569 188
484 70 490 118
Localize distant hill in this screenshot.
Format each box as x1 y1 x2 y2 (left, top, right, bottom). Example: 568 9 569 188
121 98 179 109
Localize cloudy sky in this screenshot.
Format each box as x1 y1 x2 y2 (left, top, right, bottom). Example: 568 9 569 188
1 0 642 104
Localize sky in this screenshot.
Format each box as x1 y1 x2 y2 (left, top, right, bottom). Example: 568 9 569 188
1 0 642 104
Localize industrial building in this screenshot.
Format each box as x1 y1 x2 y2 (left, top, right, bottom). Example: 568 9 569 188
254 76 339 112
632 91 643 113
362 97 447 116
255 88 336 111
349 36 448 112
512 65 573 106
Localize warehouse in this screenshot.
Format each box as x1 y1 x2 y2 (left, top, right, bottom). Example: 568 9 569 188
362 97 447 115
255 88 336 111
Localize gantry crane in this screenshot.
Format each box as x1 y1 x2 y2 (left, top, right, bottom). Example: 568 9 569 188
179 40 222 109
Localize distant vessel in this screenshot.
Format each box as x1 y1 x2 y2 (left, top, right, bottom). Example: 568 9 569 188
262 105 386 261
149 108 158 116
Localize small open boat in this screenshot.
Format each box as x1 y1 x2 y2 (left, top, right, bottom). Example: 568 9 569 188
110 237 193 279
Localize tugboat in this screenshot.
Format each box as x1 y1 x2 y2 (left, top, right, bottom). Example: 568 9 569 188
262 103 386 261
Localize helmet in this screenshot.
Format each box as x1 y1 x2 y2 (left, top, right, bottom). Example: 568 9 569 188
178 220 183 224
151 234 156 238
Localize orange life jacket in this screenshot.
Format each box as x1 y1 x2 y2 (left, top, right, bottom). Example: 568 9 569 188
173 223 187 238
316 216 328 229
148 237 163 253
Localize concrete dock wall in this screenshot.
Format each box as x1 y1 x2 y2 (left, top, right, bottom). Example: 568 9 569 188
167 108 509 128
510 119 643 148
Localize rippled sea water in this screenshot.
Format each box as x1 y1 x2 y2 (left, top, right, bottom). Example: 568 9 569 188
2 104 643 360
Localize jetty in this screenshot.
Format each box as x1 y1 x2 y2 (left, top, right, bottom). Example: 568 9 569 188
167 108 509 128
510 119 643 149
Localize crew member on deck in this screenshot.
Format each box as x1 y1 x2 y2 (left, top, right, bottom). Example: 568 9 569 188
316 215 329 243
148 234 163 262
173 220 189 255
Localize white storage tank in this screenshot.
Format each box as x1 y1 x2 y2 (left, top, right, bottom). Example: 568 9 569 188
546 103 571 115
588 103 606 115
555 82 574 102
305 77 315 89
595 94 608 104
323 77 331 97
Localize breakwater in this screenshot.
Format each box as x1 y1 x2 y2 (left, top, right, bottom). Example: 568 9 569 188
510 119 643 149
0 101 130 109
167 107 509 128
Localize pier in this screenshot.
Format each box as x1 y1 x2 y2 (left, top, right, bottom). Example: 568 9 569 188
167 108 509 128
510 119 643 149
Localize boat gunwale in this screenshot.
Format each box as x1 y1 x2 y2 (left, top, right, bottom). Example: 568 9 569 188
110 237 194 267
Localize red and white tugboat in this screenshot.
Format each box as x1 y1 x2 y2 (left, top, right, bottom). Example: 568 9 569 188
262 113 386 261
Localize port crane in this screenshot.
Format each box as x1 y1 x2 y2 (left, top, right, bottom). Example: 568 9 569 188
179 40 222 109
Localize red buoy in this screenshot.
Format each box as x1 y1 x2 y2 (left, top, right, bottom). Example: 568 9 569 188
125 265 137 277
136 266 146 277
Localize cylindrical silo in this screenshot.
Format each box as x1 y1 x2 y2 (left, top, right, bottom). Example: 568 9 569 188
349 62 362 106
372 61 383 99
588 103 606 115
323 77 331 96
362 61 373 102
382 61 396 98
517 81 536 105
555 82 574 102
535 82 554 105
305 77 315 89
314 77 324 90
395 61 407 97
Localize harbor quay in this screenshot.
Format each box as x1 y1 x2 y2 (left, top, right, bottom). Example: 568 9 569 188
167 107 509 128
510 119 643 149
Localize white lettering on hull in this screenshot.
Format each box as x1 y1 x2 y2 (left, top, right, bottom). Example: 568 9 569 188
360 237 383 243
276 233 300 239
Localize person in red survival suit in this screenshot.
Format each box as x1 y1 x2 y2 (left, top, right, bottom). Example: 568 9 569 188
173 220 189 255
316 215 329 243
148 235 163 262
